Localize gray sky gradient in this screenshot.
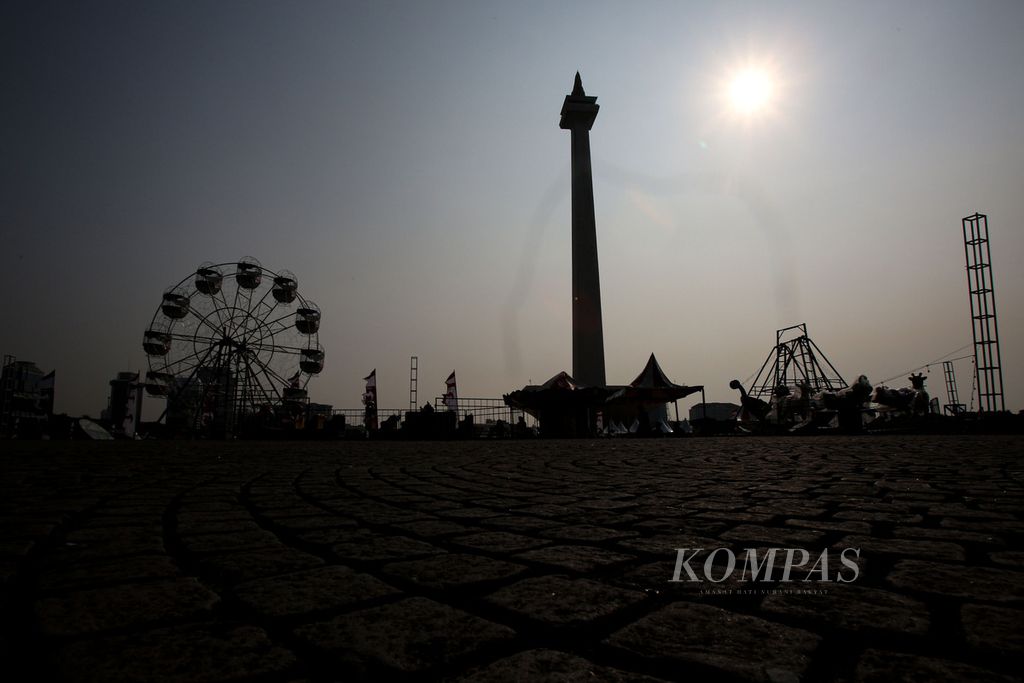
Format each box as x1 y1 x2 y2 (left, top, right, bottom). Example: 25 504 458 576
3 0 1023 417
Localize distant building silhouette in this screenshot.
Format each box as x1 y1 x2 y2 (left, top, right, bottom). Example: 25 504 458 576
104 371 143 437
0 355 55 439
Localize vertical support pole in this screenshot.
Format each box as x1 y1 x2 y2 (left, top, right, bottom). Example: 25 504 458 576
409 356 418 412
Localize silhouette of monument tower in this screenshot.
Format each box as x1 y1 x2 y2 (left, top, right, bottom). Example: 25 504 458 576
560 73 606 387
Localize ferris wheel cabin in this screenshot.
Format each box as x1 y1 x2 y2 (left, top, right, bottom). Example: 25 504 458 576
236 260 262 289
144 371 176 396
272 273 298 303
160 292 190 319
143 330 172 356
295 306 321 334
300 347 325 374
195 266 224 295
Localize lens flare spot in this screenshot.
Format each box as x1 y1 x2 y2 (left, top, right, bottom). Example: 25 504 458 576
728 68 775 116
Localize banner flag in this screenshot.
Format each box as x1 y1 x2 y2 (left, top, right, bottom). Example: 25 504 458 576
362 369 378 430
442 371 458 413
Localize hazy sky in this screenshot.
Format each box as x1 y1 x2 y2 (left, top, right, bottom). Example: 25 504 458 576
3 0 1023 417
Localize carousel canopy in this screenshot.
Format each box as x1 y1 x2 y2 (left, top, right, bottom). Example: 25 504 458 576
503 370 614 415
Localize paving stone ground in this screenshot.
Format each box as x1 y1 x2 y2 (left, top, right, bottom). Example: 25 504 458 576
1 435 1021 682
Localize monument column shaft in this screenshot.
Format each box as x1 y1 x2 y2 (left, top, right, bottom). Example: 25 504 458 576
569 127 606 387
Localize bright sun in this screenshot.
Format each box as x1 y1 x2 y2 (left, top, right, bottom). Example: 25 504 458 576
727 67 775 116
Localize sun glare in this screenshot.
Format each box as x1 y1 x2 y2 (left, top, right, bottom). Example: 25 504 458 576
728 67 775 116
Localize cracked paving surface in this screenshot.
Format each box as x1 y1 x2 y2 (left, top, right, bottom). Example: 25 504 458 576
1 436 1021 681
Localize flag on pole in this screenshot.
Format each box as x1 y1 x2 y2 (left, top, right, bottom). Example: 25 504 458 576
362 369 377 403
362 369 378 430
442 371 458 413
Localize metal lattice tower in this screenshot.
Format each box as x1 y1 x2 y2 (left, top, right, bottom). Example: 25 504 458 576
409 356 418 412
962 213 1005 413
942 360 966 415
749 324 848 401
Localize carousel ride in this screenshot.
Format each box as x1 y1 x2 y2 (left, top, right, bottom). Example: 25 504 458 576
730 324 934 433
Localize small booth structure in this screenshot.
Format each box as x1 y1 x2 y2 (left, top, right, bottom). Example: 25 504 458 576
504 354 704 437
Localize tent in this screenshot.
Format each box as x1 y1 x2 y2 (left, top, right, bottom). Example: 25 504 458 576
503 355 704 437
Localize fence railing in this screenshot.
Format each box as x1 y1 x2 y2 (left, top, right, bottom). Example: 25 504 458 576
431 396 537 428
331 407 405 426
330 398 537 432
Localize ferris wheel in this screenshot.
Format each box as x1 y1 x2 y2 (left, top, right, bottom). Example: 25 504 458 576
142 258 324 435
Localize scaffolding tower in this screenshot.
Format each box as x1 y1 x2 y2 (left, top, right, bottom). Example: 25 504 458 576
962 213 1005 413
748 324 848 401
409 356 418 412
942 360 966 415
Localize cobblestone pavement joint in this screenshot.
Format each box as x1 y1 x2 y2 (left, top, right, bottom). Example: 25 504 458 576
1 436 1021 681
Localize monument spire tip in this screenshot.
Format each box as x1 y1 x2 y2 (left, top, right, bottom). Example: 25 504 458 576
572 72 585 96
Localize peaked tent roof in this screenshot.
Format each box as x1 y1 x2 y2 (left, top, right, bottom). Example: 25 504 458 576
609 353 703 403
541 370 582 391
631 353 679 388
